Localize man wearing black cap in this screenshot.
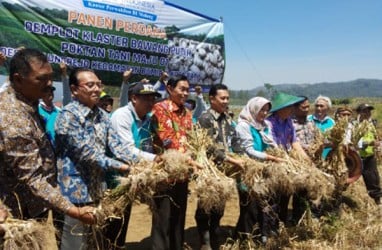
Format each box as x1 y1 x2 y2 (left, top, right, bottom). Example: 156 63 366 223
112 81 161 162
119 70 169 107
355 103 382 205
110 82 161 248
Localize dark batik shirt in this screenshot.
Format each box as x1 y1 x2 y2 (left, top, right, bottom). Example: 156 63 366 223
198 108 244 163
0 86 72 218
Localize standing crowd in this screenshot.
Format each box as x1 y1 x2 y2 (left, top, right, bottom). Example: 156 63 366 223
0 48 381 250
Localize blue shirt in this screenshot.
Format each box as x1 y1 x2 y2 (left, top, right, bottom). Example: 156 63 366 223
307 114 335 133
38 103 61 146
55 100 137 204
111 102 156 161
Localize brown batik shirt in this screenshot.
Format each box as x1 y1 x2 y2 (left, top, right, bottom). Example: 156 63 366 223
0 86 72 219
198 108 244 164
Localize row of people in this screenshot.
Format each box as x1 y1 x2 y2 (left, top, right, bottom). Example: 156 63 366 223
0 48 381 250
0 48 212 250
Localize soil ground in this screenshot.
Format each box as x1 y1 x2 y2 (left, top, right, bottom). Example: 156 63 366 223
125 188 240 249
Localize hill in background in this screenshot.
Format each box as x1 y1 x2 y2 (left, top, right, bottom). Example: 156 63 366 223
246 78 382 100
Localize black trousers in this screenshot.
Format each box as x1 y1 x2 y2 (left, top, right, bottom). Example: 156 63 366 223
102 204 132 249
151 182 188 250
362 155 382 203
235 190 258 237
292 190 309 223
277 194 290 223
194 201 224 249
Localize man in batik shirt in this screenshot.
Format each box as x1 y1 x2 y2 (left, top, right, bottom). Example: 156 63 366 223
194 83 244 250
291 96 319 224
292 96 318 153
55 68 136 250
151 76 193 250
0 49 95 224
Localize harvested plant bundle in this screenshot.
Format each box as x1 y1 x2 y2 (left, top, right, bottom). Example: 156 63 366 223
1 218 57 250
194 172 235 213
239 157 268 199
186 126 236 212
95 150 192 224
317 118 359 188
239 148 335 205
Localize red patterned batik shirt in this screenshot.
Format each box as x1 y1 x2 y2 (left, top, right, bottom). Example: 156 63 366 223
151 99 193 153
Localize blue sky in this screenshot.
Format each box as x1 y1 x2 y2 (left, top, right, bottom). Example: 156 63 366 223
169 0 382 90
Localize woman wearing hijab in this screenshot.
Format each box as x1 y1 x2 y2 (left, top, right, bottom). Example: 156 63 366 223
235 97 284 243
236 97 284 162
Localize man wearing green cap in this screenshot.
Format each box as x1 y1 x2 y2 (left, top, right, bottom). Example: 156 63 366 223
98 91 114 113
266 92 310 224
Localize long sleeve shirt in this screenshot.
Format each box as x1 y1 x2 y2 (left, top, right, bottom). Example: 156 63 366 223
119 81 130 107
193 93 208 120
235 121 273 160
55 100 137 204
0 86 73 218
152 80 168 99
61 75 72 106
198 109 244 163
111 102 156 161
267 114 297 152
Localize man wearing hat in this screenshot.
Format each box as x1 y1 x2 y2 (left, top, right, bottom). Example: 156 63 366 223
38 85 61 146
111 82 161 162
335 106 353 121
98 91 114 113
267 92 310 224
354 103 382 205
119 69 169 107
110 82 161 248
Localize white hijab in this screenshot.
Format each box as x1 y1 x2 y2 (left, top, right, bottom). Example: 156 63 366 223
238 97 276 146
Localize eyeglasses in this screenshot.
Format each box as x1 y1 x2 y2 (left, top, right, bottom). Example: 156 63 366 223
79 81 103 90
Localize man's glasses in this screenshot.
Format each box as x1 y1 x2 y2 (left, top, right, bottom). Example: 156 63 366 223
79 81 103 90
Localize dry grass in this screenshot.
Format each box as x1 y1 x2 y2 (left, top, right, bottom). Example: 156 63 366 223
95 150 193 225
237 149 335 207
187 125 236 212
221 179 382 249
1 218 57 250
221 117 382 249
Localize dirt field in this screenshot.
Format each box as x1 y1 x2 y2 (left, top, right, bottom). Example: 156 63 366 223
126 188 240 249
